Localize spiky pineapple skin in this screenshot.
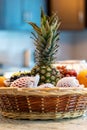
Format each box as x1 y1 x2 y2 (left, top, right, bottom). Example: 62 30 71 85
31 65 61 86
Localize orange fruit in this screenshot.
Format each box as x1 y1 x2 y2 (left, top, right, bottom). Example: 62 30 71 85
77 69 87 87
0 76 6 87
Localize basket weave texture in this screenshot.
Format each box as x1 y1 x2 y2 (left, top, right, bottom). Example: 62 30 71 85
0 87 87 119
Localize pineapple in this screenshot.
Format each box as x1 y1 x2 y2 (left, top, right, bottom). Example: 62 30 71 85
28 9 61 86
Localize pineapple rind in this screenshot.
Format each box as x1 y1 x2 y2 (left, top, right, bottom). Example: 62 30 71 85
31 65 61 86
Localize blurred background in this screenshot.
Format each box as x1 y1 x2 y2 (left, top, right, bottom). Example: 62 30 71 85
0 0 87 75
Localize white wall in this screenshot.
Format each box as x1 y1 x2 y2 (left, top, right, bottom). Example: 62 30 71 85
0 30 87 68
57 30 87 61
0 31 35 68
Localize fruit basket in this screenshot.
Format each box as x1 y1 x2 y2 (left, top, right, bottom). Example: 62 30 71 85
0 9 87 120
0 87 87 119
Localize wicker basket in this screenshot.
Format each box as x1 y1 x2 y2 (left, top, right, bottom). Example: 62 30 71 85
0 87 87 119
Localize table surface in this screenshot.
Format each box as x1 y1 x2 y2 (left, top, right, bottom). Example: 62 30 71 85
0 114 87 130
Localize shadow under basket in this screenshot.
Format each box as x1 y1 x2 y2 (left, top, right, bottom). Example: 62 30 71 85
0 87 87 120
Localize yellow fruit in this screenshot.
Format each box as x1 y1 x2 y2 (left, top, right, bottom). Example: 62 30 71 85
77 69 87 87
0 76 6 87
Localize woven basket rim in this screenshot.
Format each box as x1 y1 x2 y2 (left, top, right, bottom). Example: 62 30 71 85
0 86 87 96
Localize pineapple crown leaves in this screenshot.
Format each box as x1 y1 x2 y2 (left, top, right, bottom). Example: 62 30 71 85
28 9 61 65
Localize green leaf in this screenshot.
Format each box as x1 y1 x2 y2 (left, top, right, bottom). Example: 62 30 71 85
28 22 41 35
49 13 57 25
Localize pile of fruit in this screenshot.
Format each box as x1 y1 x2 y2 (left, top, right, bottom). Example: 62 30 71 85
56 66 77 77
0 65 86 88
57 66 87 88
0 65 83 89
0 70 82 88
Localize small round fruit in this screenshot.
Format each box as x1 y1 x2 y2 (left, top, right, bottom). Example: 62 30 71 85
0 76 6 87
10 75 40 88
77 69 87 87
56 77 80 87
